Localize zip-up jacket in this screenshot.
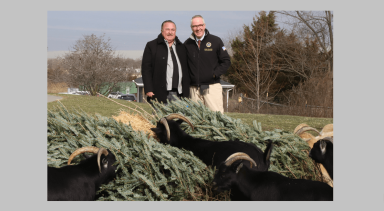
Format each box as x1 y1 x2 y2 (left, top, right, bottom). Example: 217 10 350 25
184 29 231 86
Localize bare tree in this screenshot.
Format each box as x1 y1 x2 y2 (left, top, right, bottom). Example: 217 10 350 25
275 11 333 73
61 34 127 96
47 58 65 83
271 30 326 81
229 12 281 113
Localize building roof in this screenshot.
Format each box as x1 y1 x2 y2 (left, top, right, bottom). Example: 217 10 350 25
134 77 143 86
220 79 235 88
134 77 234 88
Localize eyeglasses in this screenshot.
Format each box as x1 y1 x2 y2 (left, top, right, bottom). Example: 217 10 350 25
191 24 205 29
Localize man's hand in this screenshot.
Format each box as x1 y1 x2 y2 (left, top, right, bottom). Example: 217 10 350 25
146 92 155 97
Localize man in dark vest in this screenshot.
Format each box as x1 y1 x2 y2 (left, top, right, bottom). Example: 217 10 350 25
141 20 190 105
184 15 231 113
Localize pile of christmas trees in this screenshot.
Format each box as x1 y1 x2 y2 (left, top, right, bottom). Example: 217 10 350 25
47 98 321 201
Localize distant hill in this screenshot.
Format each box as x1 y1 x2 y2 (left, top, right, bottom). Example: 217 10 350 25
47 50 144 60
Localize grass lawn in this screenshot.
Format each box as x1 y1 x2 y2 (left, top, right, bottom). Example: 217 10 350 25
226 112 332 132
48 93 333 133
48 93 154 118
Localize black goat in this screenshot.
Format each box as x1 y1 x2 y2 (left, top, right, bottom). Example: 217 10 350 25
151 114 273 171
48 146 117 201
212 153 333 201
309 138 333 179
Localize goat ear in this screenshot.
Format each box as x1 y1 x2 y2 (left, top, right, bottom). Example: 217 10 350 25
236 163 243 174
175 119 184 125
264 140 273 162
83 153 91 159
320 140 327 155
150 127 160 133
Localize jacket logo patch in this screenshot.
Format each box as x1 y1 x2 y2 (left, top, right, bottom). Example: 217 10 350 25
206 42 212 47
204 48 213 51
222 46 226 51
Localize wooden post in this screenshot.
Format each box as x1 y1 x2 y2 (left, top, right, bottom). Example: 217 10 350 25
266 92 268 114
305 100 307 116
240 93 243 113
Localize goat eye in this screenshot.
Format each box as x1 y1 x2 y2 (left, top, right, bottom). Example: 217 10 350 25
102 159 108 168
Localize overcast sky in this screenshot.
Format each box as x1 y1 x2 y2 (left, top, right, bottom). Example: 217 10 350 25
47 11 269 59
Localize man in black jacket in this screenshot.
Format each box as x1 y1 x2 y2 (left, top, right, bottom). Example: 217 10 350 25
141 20 190 105
184 15 231 113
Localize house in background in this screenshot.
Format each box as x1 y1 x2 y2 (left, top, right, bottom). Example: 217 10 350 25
133 77 145 102
101 81 138 95
134 77 235 112
67 87 79 93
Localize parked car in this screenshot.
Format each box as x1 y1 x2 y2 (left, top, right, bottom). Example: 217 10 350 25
108 91 122 99
74 91 90 95
118 94 137 102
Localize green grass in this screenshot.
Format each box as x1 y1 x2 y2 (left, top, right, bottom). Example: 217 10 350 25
47 94 154 117
224 112 332 133
48 93 332 133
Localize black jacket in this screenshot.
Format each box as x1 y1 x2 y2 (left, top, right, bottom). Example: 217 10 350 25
184 29 231 86
141 34 190 104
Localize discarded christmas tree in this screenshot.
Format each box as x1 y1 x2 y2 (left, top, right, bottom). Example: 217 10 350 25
47 97 322 201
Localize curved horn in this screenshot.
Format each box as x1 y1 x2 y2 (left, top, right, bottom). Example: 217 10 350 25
295 126 320 136
225 152 251 162
67 146 100 165
318 131 333 139
225 154 257 168
97 148 109 173
225 152 255 168
320 124 333 135
293 123 309 134
160 117 170 141
299 132 315 141
165 113 194 131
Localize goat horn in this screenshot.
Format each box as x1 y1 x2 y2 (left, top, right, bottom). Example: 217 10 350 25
165 113 194 131
225 154 257 168
67 146 100 165
160 117 170 141
320 124 333 135
225 152 256 168
295 126 320 136
97 148 109 173
225 152 251 162
293 123 309 134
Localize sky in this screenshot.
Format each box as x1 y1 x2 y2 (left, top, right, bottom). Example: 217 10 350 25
47 11 268 59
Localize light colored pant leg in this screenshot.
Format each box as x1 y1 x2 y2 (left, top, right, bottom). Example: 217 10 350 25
204 83 224 114
189 86 204 104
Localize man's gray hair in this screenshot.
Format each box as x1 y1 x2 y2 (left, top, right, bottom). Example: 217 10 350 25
161 20 176 31
190 15 205 27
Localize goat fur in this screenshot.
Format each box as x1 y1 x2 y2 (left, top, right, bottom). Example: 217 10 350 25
213 159 333 201
151 119 273 171
47 149 117 201
309 139 333 180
